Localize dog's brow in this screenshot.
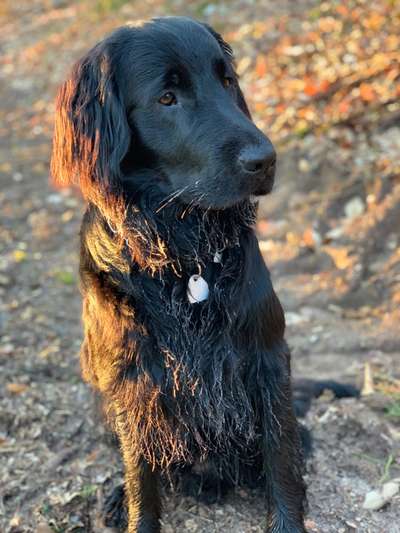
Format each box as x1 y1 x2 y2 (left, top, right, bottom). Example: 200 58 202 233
163 67 192 90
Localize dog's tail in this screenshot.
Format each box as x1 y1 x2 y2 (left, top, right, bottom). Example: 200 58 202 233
293 378 359 418
293 379 359 457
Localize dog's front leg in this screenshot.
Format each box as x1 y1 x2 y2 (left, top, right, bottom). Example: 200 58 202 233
250 345 307 532
262 377 307 533
117 426 161 533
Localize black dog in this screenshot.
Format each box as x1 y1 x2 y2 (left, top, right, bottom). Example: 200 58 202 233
51 17 310 532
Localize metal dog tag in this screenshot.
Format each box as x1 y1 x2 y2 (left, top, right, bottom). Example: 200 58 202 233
213 251 222 263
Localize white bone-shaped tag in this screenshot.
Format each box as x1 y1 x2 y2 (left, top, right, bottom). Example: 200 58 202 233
187 274 209 304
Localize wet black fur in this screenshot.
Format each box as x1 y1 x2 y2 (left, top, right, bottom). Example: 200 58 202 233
52 16 356 533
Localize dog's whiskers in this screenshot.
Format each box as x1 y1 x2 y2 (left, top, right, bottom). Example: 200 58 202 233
156 185 190 213
180 197 196 219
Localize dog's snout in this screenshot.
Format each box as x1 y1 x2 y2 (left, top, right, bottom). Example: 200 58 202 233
238 144 276 175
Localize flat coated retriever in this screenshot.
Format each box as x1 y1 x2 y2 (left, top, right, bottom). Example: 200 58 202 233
51 17 357 532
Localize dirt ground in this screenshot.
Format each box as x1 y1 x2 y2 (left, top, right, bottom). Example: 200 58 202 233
1 1 399 532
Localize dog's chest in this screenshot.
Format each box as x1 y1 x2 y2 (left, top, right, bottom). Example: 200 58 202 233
134 245 242 334
129 258 258 458
127 244 251 384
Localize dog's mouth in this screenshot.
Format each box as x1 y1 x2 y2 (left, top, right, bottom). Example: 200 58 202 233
248 165 275 198
155 162 276 212
252 175 275 197
179 174 275 211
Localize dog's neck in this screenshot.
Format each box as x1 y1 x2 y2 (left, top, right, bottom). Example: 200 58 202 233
102 184 258 276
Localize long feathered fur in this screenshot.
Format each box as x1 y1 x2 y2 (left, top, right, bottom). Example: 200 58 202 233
79 187 293 473
51 18 308 531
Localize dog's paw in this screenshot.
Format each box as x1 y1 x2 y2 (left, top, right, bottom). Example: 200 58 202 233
103 484 128 530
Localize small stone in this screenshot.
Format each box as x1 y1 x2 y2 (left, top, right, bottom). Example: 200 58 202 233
311 228 322 247
363 489 386 510
198 506 208 517
12 172 23 182
382 481 400 499
298 158 310 172
304 519 318 531
343 53 356 63
344 197 365 219
326 226 344 240
184 518 197 530
32 125 43 135
286 45 305 56
387 234 397 250
0 274 10 286
47 193 63 205
285 312 305 326
1 343 14 355
9 515 21 527
363 481 399 510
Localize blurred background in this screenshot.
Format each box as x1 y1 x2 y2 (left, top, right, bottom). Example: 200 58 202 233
0 1 399 531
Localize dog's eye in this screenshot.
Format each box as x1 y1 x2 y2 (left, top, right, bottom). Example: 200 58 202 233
159 92 177 106
223 76 233 88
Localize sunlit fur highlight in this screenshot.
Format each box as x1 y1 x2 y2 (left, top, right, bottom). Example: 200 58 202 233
51 18 307 533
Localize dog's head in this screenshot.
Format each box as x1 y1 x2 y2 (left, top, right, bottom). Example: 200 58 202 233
51 17 276 210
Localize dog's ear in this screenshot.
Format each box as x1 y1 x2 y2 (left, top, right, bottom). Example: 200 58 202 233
50 40 130 202
202 24 252 118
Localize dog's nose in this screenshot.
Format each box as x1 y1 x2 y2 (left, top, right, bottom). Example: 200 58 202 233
238 144 276 175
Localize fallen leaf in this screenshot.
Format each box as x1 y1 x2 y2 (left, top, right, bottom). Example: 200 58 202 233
255 55 267 77
13 250 27 262
338 99 351 115
302 228 316 247
7 383 29 394
360 83 376 102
